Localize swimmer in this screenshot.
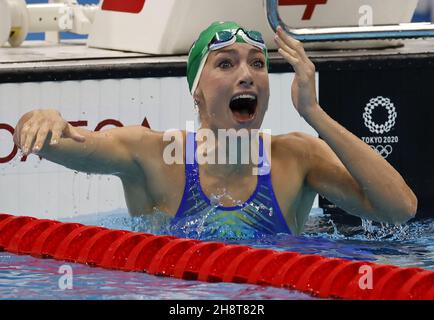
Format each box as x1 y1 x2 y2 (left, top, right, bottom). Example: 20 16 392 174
13 22 417 236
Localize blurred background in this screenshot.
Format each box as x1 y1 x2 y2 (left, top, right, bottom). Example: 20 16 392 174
24 0 434 41
413 0 434 22
25 0 99 40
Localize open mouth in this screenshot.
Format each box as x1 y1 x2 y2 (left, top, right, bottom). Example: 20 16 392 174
229 94 257 123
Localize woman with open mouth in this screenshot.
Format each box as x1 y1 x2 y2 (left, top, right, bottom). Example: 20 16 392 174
13 21 417 239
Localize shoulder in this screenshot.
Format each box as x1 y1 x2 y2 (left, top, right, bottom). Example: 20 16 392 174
271 131 322 158
271 132 335 176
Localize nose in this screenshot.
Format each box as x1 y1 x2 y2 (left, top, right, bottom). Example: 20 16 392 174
239 78 254 87
238 63 254 87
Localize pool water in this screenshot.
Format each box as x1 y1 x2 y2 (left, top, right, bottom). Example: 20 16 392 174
1 209 433 300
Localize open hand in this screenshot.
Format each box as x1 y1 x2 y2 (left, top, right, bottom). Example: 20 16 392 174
274 26 319 118
13 109 85 155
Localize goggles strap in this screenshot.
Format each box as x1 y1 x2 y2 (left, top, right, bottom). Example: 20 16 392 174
191 51 209 95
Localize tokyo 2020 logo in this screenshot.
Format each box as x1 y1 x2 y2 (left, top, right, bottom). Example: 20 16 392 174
363 96 397 134
361 96 399 159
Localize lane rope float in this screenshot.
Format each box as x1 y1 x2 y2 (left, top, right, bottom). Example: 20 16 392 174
0 213 433 300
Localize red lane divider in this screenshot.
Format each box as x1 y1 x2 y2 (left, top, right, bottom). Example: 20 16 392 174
427 286 434 300
77 229 128 266
371 267 421 300
198 245 251 282
318 261 372 299
272 254 326 289
0 214 11 223
247 252 300 285
124 235 177 272
148 238 200 276
7 219 60 254
0 216 36 250
222 248 275 283
397 271 434 300
343 264 397 300
295 258 345 294
30 222 83 258
54 226 107 261
100 232 152 269
0 213 433 300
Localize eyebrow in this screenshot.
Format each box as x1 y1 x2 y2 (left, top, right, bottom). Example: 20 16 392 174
215 48 263 56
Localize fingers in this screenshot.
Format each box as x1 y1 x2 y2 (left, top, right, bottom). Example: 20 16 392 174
20 123 85 155
50 122 85 145
274 34 298 58
274 27 316 80
21 122 39 155
274 37 304 76
274 35 300 65
16 110 86 155
64 124 86 143
276 26 307 58
274 27 311 67
32 122 50 153
278 47 300 69
49 121 65 145
19 121 31 150
13 128 19 146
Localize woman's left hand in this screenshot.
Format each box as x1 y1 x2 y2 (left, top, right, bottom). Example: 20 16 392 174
274 26 319 118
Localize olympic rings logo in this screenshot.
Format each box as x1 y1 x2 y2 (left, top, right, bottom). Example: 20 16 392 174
370 144 393 159
363 96 397 134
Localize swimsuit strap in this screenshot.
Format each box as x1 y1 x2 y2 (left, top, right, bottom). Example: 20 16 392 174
174 132 201 218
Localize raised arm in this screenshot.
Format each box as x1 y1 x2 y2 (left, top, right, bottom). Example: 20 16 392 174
13 109 150 178
274 27 417 224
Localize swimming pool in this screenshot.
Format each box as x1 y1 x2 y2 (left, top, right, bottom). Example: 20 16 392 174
1 208 433 300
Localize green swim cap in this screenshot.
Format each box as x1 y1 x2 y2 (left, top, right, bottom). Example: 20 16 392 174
187 21 269 95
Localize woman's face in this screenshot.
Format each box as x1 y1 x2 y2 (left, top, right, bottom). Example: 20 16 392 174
194 42 270 131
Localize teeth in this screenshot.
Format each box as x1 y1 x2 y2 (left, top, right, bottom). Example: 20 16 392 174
231 94 256 102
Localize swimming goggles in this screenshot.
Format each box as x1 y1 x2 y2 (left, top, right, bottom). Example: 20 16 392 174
208 28 266 51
